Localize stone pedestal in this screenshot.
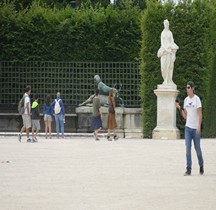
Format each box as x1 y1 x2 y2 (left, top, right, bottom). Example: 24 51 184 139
152 84 180 139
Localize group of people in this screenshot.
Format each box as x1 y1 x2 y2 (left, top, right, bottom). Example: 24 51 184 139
18 85 118 143
91 88 118 141
18 86 65 143
17 81 204 176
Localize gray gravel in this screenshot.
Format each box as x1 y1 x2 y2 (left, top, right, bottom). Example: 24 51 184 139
0 136 216 210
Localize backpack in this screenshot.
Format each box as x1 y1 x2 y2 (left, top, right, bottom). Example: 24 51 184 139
18 94 27 115
54 99 61 114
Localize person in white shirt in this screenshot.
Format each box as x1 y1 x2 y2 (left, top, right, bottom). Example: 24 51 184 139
18 86 32 142
176 81 204 176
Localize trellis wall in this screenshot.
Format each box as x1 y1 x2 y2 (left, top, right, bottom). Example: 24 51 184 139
0 61 141 107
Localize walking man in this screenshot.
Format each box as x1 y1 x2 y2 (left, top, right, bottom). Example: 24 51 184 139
18 85 32 142
176 81 204 176
90 89 102 140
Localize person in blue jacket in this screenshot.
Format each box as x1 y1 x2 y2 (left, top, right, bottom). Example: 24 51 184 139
43 94 53 139
51 92 65 139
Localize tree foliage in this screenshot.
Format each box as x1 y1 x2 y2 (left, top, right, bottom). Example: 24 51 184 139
202 0 216 137
115 0 147 10
0 1 141 61
76 0 110 8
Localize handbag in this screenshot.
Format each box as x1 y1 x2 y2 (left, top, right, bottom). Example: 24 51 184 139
108 105 115 113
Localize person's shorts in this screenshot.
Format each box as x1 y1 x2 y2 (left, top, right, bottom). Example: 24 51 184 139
22 114 31 129
32 120 40 131
44 114 53 122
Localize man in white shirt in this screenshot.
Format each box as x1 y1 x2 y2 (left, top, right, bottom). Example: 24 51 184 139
176 81 204 176
18 86 32 142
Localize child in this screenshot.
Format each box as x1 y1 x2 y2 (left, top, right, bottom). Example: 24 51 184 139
31 94 40 142
43 94 53 139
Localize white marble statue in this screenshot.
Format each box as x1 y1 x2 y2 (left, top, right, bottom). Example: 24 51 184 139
157 19 179 85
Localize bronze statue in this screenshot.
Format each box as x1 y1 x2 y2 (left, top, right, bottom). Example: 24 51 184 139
79 75 123 107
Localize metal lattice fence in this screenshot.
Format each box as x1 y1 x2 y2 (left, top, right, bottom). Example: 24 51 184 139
0 61 141 107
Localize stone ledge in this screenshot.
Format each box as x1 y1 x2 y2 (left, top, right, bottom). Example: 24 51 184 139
76 107 142 138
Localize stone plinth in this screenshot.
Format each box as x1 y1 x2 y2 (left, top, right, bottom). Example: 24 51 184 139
152 84 180 140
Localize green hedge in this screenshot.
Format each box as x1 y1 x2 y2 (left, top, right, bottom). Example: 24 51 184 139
202 2 216 138
0 2 141 62
140 1 164 138
140 0 213 138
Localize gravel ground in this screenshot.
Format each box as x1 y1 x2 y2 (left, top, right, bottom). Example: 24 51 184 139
0 136 216 210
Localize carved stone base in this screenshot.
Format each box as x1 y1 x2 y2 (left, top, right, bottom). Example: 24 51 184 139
152 128 180 140
152 85 180 140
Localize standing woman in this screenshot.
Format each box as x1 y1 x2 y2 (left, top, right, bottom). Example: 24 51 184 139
43 95 53 139
107 89 118 141
91 89 102 140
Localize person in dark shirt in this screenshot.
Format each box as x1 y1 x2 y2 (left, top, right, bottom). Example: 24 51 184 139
31 94 40 142
90 89 102 140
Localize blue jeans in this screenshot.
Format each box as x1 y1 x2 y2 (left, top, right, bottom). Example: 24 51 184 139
55 114 64 137
185 126 204 170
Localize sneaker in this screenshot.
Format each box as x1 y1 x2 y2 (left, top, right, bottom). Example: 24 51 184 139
18 133 22 142
114 135 118 140
95 137 100 141
27 138 32 143
184 170 191 176
107 136 112 141
93 132 96 140
32 137 38 143
200 166 204 175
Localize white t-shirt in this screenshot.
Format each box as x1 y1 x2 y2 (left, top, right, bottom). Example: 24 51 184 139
184 95 202 129
24 93 31 115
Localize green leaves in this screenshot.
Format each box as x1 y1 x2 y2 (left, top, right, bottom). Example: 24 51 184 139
0 2 141 62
